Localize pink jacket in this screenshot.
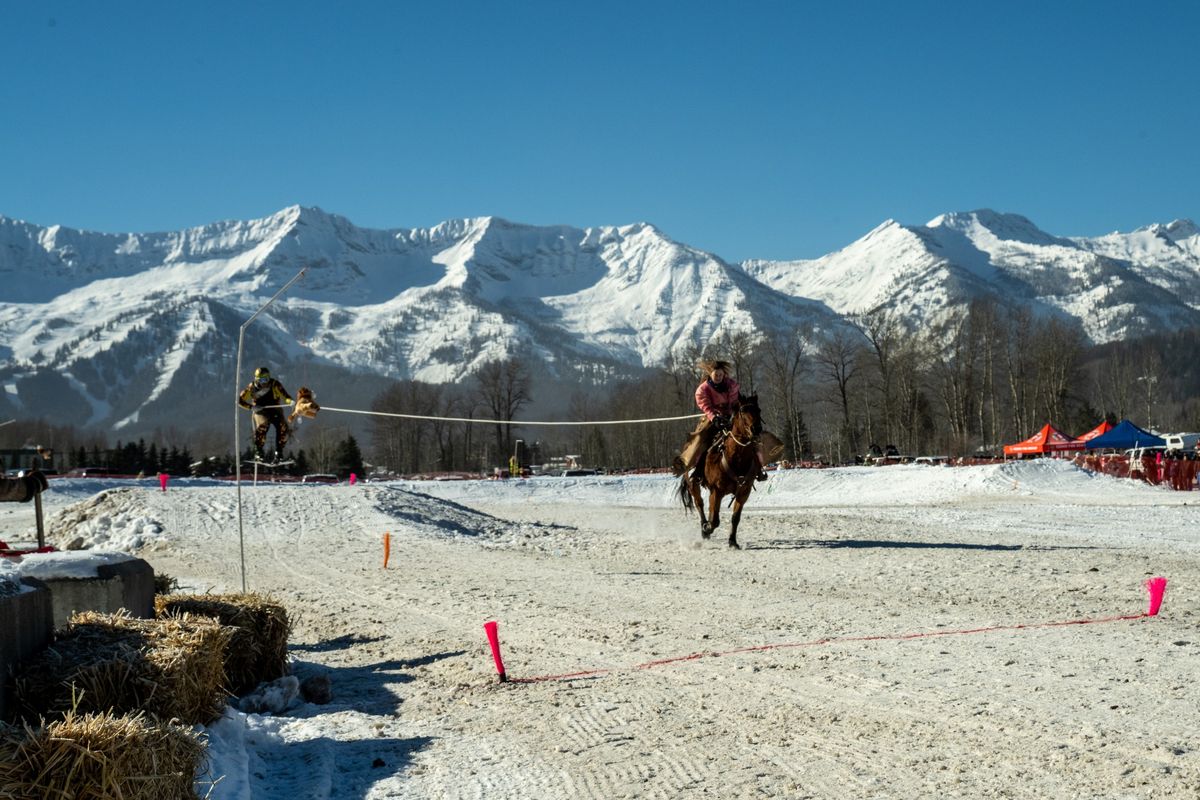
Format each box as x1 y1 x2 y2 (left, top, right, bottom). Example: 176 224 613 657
695 377 740 421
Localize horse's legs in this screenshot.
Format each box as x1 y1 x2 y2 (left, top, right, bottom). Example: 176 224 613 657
687 474 712 538
707 490 722 536
727 491 750 549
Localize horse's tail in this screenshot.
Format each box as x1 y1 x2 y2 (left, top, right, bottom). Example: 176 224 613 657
678 473 695 511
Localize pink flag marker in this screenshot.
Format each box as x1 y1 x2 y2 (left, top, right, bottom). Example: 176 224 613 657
484 620 507 682
1145 576 1167 616
349 472 358 485
158 473 169 492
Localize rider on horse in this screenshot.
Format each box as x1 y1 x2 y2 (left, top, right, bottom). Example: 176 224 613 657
672 359 769 482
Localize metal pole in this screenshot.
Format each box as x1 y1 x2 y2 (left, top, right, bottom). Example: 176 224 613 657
34 492 45 549
235 267 306 592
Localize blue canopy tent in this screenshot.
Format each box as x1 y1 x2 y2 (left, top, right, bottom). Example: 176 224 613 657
1083 420 1165 450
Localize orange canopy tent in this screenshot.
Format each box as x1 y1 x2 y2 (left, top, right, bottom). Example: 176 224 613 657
1003 423 1084 456
1075 420 1114 443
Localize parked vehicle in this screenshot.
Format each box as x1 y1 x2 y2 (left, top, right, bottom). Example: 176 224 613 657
65 467 111 478
301 473 339 484
1163 433 1200 454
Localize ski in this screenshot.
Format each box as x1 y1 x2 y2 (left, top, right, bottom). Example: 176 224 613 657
250 459 295 468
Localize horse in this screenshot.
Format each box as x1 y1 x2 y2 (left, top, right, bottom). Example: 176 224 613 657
677 394 763 549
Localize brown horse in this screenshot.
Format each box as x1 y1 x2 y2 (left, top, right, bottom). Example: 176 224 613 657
677 394 763 549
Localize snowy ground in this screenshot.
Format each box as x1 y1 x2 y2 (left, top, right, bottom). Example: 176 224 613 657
3 460 1198 799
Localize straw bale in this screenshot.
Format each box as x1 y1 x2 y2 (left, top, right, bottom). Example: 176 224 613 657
156 592 290 695
0 710 205 800
12 610 232 725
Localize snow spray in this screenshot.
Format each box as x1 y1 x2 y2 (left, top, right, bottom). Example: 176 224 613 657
383 532 391 569
158 473 169 492
349 472 357 485
1145 576 1167 616
484 620 507 682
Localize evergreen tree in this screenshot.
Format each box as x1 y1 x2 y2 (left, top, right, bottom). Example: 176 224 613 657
333 436 365 479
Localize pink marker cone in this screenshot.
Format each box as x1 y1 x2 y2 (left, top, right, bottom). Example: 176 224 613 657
1145 576 1167 616
158 473 169 492
484 620 507 682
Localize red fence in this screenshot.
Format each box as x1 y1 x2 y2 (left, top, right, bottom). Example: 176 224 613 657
1072 453 1199 490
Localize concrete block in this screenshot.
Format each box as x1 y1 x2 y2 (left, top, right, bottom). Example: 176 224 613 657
0 578 53 722
38 558 156 628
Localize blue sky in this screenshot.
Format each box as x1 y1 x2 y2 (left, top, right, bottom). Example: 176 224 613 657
2 1 1196 262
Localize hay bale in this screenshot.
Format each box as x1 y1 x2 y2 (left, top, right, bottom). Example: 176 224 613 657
12 610 232 725
156 592 290 695
0 711 205 800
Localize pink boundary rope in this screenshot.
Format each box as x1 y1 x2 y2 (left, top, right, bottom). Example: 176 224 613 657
510 611 1152 684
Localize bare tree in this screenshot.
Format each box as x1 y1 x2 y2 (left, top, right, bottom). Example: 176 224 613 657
850 307 905 449
813 328 865 457
930 310 980 453
370 380 443 473
1032 317 1085 426
1002 307 1036 436
965 299 1002 452
1094 348 1137 421
756 326 813 459
475 358 532 459
892 338 935 454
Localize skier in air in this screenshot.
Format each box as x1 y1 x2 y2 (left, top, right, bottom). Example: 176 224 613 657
238 366 294 463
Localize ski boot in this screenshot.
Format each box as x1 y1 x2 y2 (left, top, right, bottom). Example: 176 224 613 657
253 447 266 463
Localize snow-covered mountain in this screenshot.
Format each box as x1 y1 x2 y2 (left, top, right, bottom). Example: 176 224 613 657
0 206 1196 435
0 207 834 433
743 209 1200 342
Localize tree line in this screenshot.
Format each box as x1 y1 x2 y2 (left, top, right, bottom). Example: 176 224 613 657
0 420 366 479
3 305 1197 474
364 303 1200 472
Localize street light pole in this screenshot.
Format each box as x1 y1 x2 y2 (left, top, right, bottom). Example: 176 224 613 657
234 267 306 592
1137 374 1158 430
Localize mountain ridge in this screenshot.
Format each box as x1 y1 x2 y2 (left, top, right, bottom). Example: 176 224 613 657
0 206 1197 435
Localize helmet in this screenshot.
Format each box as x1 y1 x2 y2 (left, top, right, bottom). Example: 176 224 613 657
254 366 271 382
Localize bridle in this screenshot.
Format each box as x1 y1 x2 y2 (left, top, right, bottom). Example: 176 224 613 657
713 403 762 487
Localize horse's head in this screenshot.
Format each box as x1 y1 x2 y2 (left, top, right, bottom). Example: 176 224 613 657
733 394 762 438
